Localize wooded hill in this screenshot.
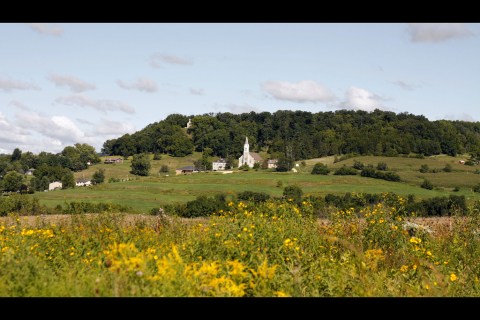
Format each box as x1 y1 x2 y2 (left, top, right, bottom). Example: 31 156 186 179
101 109 480 161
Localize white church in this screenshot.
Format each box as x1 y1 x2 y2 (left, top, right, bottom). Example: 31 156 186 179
238 137 263 168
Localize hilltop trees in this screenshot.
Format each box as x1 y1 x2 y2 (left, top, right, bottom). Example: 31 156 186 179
102 109 480 162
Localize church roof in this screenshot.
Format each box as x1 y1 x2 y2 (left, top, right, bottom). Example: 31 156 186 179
249 152 262 161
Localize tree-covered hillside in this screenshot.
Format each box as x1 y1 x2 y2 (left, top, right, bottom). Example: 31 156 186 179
101 109 480 161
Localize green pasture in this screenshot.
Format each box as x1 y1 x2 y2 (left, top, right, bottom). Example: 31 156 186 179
31 153 480 213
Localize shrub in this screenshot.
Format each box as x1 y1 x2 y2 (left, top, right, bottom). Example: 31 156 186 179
311 163 330 175
239 163 250 171
153 153 162 160
443 163 453 172
419 164 430 173
473 183 480 193
352 160 364 170
376 162 388 171
421 179 433 190
130 153 151 176
334 166 358 176
173 194 228 218
159 165 169 173
283 185 303 204
0 194 49 216
92 168 105 184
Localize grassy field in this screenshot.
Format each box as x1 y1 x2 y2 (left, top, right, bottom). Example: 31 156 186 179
30 153 480 213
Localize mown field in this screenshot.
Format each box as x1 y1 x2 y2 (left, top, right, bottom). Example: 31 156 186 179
29 154 480 213
1 196 479 297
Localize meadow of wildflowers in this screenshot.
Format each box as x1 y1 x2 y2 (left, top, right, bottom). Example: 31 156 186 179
1 193 479 296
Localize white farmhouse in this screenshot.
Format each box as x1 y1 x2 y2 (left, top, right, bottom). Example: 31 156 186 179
76 178 92 187
212 158 227 171
238 137 262 168
48 181 62 191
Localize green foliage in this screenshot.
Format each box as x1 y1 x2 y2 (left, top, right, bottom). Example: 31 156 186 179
153 153 162 160
276 180 283 188
92 169 105 185
311 163 330 175
11 148 22 162
412 195 467 216
194 158 212 171
1 171 25 192
61 172 75 189
419 164 430 173
61 143 100 171
360 167 401 182
237 191 270 203
473 183 480 193
334 153 358 163
334 165 358 176
276 154 294 172
239 163 250 171
60 201 132 214
283 185 303 204
443 163 453 172
32 164 74 191
159 165 170 173
130 153 151 176
377 162 388 171
421 179 434 190
171 194 227 218
352 160 364 170
0 194 48 216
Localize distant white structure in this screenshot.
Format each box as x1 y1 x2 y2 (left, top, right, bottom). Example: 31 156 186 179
267 159 278 169
186 119 192 129
238 137 262 168
75 178 92 187
212 158 227 171
48 181 62 191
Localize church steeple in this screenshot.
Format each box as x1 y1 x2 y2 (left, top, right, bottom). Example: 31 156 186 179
243 136 249 155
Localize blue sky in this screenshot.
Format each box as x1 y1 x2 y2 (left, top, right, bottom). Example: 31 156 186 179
1 23 479 154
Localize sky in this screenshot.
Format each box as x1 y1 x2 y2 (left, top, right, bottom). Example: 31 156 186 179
0 23 479 155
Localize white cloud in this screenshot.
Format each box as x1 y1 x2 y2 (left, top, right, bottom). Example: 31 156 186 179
0 77 40 92
391 80 419 91
27 23 63 36
189 88 204 95
55 94 135 114
213 103 261 114
48 74 96 93
149 53 193 68
94 119 136 135
443 113 477 122
117 78 158 93
15 111 84 142
76 118 94 125
339 86 385 111
407 23 473 43
262 80 335 103
0 112 29 145
10 100 30 111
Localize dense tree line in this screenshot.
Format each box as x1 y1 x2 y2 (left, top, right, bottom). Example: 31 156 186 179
0 143 100 193
101 109 480 161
